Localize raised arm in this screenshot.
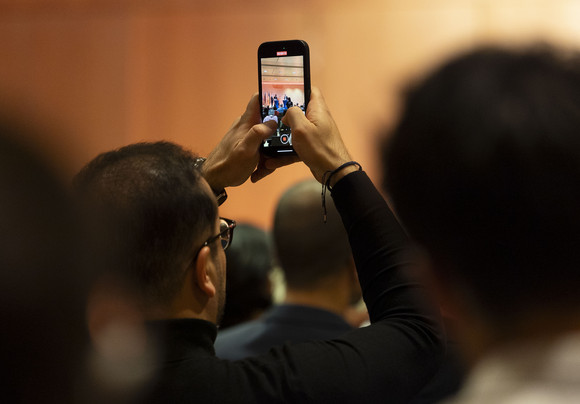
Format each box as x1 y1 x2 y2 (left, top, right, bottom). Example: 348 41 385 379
197 88 444 403
235 88 445 403
200 93 277 193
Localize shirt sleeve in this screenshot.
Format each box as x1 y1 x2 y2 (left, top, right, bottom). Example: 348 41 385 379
233 171 445 403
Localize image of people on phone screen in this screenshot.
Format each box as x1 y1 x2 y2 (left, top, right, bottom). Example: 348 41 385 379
260 55 306 149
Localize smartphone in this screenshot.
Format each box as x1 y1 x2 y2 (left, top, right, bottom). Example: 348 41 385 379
258 40 311 156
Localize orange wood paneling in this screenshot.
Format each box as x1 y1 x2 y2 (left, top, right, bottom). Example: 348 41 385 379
1 0 580 227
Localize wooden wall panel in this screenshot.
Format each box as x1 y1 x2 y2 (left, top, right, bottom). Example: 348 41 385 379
0 8 129 172
1 0 580 227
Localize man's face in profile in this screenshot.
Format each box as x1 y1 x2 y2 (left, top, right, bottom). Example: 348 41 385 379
214 215 227 326
199 178 228 325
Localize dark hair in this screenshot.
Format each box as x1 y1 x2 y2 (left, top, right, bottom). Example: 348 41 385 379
220 223 273 329
74 141 217 308
0 118 91 402
384 44 580 325
273 180 352 289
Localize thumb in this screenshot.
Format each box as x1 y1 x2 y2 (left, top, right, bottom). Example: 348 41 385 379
251 155 300 183
282 106 311 130
243 120 277 150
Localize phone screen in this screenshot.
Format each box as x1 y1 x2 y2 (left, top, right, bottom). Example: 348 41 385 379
259 40 310 156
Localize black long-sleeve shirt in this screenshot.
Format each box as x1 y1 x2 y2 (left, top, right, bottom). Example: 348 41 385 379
145 171 444 403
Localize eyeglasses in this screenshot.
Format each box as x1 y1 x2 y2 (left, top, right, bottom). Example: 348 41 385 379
202 217 236 251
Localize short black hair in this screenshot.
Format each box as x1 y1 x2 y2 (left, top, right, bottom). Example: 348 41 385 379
74 141 217 308
273 180 352 290
384 44 580 325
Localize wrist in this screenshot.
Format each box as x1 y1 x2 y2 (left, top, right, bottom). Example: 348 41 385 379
193 157 228 206
320 161 362 223
195 157 223 191
328 165 359 188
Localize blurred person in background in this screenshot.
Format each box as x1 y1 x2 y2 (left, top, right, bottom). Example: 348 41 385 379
215 179 366 360
219 223 274 330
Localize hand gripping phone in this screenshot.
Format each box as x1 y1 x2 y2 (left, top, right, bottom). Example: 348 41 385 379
258 40 311 156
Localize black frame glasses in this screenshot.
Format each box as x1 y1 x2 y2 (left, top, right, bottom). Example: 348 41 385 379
202 217 236 251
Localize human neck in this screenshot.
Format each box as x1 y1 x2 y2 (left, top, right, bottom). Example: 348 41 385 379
143 294 217 324
284 285 351 318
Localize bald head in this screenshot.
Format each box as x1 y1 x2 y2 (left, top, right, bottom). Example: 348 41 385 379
273 180 352 290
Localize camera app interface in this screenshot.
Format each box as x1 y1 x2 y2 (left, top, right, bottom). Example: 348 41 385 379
260 54 305 151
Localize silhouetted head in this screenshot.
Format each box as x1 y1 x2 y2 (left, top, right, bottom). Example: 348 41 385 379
273 180 353 291
0 117 91 402
384 44 580 335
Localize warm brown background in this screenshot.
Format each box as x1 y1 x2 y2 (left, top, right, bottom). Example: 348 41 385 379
2 0 580 229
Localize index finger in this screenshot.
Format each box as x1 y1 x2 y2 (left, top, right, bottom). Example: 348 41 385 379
240 93 261 125
242 120 277 151
304 87 332 121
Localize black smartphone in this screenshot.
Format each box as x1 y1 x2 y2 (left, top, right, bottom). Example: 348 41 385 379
258 40 311 156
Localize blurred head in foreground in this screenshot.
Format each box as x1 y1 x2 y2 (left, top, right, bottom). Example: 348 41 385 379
384 44 580 359
0 117 90 402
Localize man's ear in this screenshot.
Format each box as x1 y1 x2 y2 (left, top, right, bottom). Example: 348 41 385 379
195 246 217 298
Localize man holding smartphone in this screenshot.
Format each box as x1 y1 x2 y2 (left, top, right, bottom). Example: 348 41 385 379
75 88 444 403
